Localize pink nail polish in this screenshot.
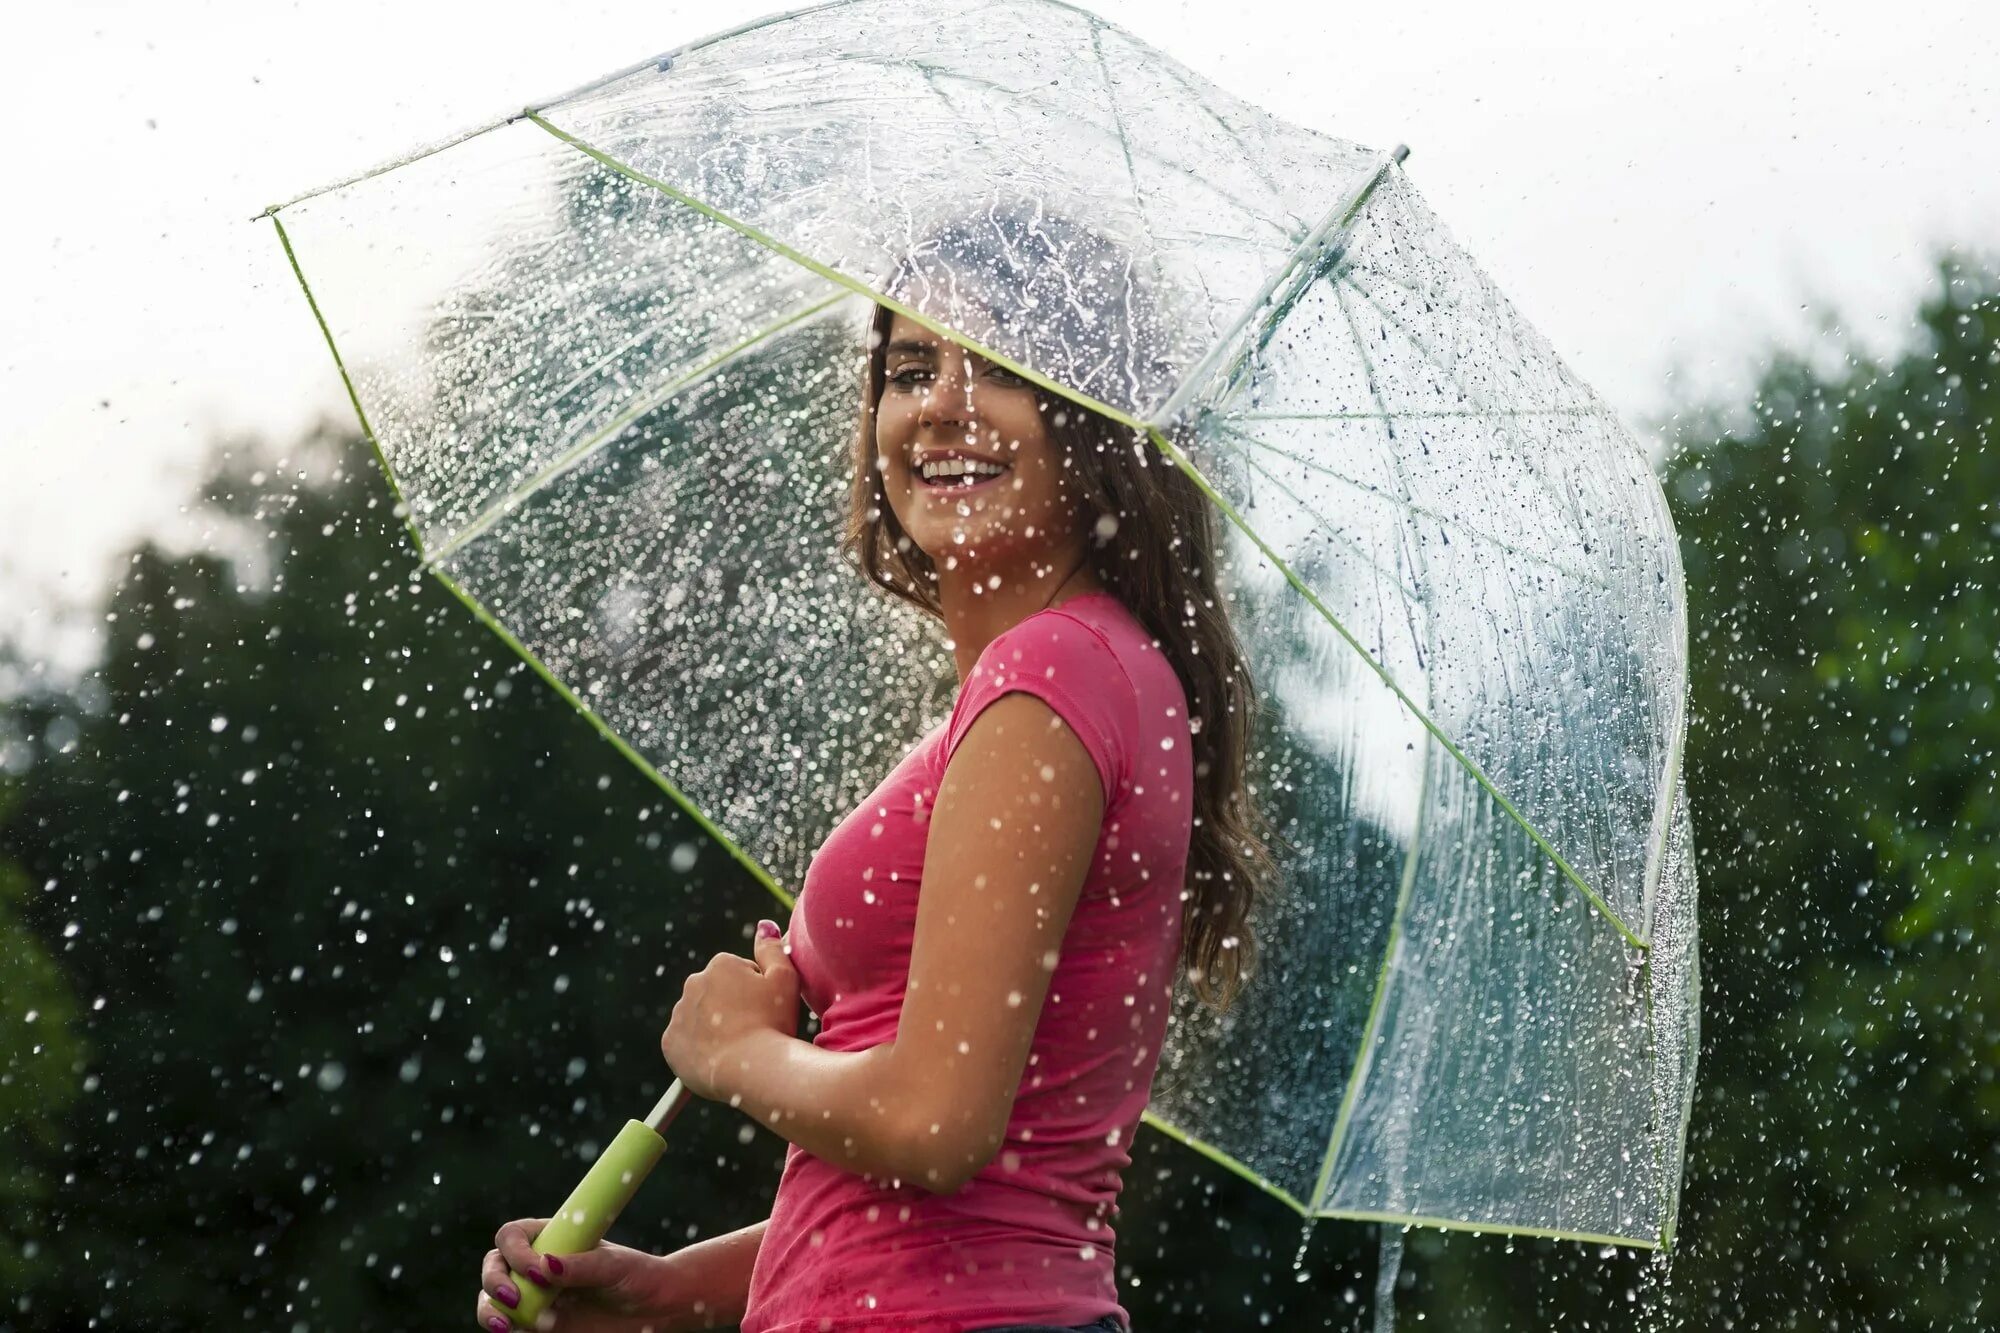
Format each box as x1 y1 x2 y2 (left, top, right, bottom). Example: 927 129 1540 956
496 1281 519 1307
490 1317 510 1333
546 1255 566 1276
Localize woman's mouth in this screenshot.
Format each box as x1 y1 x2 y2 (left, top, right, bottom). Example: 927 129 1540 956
915 463 1012 496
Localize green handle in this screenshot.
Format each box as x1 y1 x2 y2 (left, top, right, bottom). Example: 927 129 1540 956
505 1118 667 1329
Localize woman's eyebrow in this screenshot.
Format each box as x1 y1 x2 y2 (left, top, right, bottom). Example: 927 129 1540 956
884 339 938 358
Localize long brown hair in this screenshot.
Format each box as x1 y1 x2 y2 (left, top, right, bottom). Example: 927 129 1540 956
837 209 1285 1014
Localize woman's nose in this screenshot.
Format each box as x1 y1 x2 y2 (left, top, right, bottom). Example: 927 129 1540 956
919 355 975 429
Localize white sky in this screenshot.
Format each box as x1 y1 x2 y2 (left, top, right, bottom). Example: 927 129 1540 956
5 0 1997 682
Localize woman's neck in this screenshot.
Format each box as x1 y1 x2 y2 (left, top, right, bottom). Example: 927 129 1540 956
938 544 1105 685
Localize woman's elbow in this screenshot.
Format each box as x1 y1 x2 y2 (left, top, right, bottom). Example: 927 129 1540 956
902 1117 1005 1196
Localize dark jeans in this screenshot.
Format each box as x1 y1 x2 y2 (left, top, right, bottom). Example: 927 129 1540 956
972 1317 1128 1333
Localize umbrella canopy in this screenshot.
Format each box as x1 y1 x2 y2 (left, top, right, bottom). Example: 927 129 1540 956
263 0 1698 1249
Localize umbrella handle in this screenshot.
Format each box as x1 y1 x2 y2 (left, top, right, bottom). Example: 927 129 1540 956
502 1118 667 1329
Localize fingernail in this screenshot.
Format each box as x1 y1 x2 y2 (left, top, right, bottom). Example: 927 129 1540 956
757 919 779 940
490 1317 510 1333
526 1266 550 1288
545 1255 566 1276
496 1281 520 1308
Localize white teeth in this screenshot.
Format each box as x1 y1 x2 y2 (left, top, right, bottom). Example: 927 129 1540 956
918 458 1008 483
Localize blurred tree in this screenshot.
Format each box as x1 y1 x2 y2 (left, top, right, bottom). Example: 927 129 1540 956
0 761 89 1301
1654 252 1996 1329
0 427 778 1331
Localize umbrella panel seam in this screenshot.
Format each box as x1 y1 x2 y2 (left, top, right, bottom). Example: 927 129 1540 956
1309 729 1434 1215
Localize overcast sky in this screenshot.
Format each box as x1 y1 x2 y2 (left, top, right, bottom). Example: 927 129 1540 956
5 0 1996 680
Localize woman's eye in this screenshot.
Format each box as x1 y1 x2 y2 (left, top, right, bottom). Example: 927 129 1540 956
988 366 1028 387
888 366 931 388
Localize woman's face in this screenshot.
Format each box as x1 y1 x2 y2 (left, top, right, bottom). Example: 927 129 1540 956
874 311 1086 577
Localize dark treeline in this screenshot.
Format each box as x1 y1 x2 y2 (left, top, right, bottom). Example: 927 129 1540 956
4 253 1995 1330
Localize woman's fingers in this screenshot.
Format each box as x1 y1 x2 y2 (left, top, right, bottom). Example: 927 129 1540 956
475 1288 515 1331
498 1216 556 1288
493 1217 554 1291
480 1247 521 1304
478 1218 552 1331
479 1244 530 1332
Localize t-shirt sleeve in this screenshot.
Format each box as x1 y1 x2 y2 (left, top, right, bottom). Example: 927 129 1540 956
941 611 1135 810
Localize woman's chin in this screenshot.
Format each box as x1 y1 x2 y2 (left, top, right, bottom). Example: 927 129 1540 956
904 524 1039 572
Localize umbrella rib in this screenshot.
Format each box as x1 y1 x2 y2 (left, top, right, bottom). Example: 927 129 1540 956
1211 440 1428 605
890 56 1297 250
1344 286 1599 921
1340 251 1690 926
1309 728 1432 1214
1312 1206 1663 1251
427 567 796 911
1041 0 1323 237
1334 275 1584 521
1660 865 1701 1252
1088 21 1160 267
1145 56 1313 237
1143 422 1648 950
1087 14 1190 403
1331 276 1561 532
1209 421 1612 591
1148 153 1400 431
266 211 428 561
416 289 851 572
1636 470 1694 942
519 112 1166 443
1325 277 1451 673
1136 1108 1314 1215
1131 1104 1665 1247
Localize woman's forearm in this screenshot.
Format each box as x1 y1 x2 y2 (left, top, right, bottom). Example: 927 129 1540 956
721 1029 952 1189
641 1217 768 1331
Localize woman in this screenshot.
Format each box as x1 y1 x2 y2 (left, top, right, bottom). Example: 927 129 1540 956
476 211 1280 1333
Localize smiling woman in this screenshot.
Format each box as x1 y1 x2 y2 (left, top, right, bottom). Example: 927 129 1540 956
604 208 1284 1333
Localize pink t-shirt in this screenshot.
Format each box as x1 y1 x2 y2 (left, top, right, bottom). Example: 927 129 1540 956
740 591 1193 1333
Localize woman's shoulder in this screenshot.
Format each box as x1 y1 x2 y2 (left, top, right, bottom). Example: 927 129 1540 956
979 594 1141 699
1034 592 1174 695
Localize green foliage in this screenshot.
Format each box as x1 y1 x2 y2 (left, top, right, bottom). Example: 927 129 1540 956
0 427 781 1330
0 778 90 1299
1657 254 1997 1329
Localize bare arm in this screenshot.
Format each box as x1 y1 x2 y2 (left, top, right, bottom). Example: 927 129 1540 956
640 1217 768 1331
719 693 1104 1193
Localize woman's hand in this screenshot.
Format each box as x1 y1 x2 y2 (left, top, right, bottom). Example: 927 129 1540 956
474 1217 679 1332
661 921 800 1102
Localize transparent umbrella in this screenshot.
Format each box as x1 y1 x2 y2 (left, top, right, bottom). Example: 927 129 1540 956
257 0 1699 1313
